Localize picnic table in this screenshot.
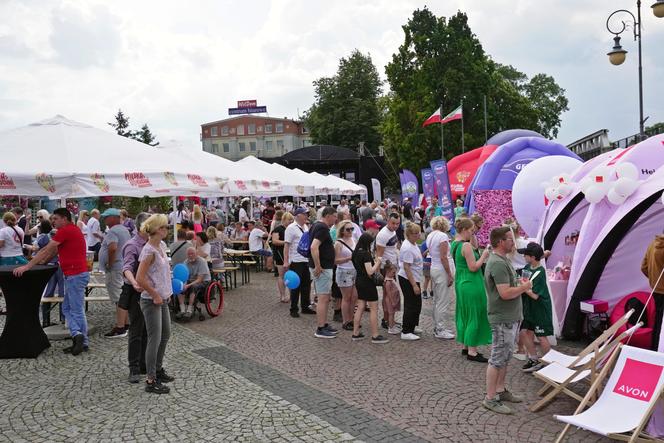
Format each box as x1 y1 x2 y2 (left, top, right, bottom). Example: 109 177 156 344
0 264 57 358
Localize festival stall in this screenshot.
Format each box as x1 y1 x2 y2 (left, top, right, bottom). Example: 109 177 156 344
464 137 581 245
156 141 281 196
0 116 225 198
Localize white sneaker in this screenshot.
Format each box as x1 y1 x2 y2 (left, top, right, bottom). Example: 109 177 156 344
388 326 402 335
414 326 423 334
434 330 455 339
401 333 421 341
513 352 527 361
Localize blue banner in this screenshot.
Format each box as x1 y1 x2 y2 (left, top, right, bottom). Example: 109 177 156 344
400 169 419 203
429 160 455 222
228 106 267 115
421 168 435 202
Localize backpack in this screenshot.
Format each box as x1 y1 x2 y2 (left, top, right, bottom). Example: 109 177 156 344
296 225 312 258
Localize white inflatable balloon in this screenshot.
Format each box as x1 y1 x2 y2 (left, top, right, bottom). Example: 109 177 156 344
558 183 573 197
616 162 639 181
607 188 627 205
512 155 583 237
591 165 612 185
613 177 639 197
579 177 593 192
585 184 607 204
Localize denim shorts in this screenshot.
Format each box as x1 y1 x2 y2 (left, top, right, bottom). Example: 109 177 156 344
335 267 356 288
311 268 333 294
488 322 520 368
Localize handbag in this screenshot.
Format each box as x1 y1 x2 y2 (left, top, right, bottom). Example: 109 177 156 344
372 271 384 287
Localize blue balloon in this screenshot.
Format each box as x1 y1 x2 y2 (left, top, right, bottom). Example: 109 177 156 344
172 279 184 295
284 270 300 290
173 263 189 283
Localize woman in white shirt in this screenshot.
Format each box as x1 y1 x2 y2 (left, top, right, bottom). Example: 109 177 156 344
334 220 358 330
0 212 28 265
427 216 456 340
398 222 424 341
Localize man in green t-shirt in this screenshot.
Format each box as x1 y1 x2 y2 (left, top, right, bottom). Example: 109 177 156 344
482 227 532 415
517 242 553 373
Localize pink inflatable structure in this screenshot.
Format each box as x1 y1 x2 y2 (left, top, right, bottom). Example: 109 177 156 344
540 134 664 338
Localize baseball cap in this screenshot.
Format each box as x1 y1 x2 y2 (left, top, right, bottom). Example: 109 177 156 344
101 208 121 218
294 207 308 216
517 242 544 260
364 219 381 230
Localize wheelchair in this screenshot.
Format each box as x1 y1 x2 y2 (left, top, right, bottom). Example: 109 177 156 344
171 276 224 322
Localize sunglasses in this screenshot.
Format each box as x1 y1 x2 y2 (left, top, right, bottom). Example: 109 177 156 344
344 227 354 232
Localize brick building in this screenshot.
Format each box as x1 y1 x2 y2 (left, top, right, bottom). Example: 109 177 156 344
201 116 313 161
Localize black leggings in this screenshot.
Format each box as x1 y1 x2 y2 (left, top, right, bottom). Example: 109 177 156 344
399 276 421 334
289 262 311 313
652 294 664 351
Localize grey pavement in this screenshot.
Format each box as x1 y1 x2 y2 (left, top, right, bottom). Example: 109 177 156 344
0 271 612 442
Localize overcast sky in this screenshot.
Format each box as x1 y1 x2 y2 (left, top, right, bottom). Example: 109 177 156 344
1 0 663 151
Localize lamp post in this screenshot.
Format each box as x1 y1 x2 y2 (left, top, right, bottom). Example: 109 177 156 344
606 1 664 140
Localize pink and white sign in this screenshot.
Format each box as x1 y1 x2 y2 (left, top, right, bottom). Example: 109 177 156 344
613 358 663 402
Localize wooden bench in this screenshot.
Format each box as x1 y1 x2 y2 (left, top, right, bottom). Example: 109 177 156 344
212 266 239 290
41 282 109 327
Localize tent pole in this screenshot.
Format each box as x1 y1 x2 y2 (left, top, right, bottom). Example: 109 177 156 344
172 196 177 243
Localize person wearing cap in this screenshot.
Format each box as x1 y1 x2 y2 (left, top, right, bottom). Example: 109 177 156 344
99 208 132 339
517 242 553 373
363 219 381 237
284 207 314 317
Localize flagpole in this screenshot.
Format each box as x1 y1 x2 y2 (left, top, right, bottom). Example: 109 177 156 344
483 95 488 145
460 99 465 153
440 102 444 159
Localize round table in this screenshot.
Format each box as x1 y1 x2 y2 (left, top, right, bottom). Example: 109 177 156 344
0 264 57 358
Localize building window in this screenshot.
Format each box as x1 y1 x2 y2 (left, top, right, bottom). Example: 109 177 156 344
250 141 256 151
239 142 246 152
248 123 256 135
223 143 230 153
237 125 245 136
221 126 229 136
302 127 309 134
345 172 356 182
210 126 218 137
303 139 313 148
211 143 219 154
265 124 272 134
276 123 284 133
265 140 273 151
276 139 284 151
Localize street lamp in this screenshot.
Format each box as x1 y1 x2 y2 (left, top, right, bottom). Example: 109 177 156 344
606 1 663 139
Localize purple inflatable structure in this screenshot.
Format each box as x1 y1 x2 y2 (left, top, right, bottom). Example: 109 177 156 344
464 137 581 214
486 129 543 147
540 134 664 338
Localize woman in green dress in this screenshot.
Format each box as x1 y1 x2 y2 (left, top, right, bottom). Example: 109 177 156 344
451 217 491 362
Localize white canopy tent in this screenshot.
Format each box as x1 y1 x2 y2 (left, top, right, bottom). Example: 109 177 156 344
0 116 222 198
237 156 315 196
317 173 366 195
156 141 281 196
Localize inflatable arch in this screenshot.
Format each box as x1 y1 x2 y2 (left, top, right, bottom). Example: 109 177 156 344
486 128 543 147
447 145 497 200
464 137 581 215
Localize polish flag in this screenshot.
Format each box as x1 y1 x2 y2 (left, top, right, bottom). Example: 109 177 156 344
422 105 463 127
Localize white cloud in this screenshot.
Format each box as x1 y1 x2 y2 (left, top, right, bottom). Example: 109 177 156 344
0 0 662 150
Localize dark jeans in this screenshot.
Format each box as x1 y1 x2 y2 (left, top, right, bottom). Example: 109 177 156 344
125 284 147 374
399 276 422 334
652 293 664 351
88 243 101 261
289 262 311 313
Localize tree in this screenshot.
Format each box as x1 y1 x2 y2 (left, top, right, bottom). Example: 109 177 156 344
304 50 383 153
381 8 569 174
133 123 159 146
108 109 132 137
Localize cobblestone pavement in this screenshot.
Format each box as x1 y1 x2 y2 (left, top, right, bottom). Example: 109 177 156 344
187 271 613 443
0 271 612 442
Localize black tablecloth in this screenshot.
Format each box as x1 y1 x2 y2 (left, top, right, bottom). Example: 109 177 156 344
0 265 57 358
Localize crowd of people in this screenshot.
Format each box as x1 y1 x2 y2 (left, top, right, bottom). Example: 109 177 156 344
0 195 556 411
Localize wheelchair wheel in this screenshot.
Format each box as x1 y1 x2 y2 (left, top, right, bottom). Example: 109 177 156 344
205 281 224 317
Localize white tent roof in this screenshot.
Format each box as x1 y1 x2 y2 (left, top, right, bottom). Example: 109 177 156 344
316 173 366 195
156 141 281 196
0 116 219 198
237 156 315 196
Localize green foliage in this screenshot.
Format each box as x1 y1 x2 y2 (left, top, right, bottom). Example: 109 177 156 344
304 50 383 153
380 8 569 174
108 109 132 137
133 124 159 146
646 121 664 135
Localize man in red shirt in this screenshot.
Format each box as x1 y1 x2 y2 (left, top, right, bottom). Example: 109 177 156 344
15 208 90 355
